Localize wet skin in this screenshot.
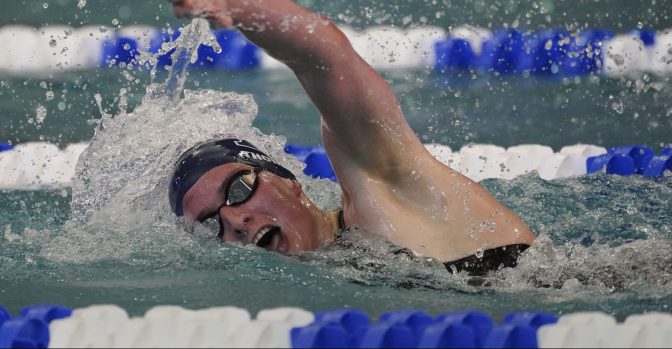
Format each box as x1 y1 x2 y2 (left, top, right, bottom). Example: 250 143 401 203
181 162 339 253
172 0 536 262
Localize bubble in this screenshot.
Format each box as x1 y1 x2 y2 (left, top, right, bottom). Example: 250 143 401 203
611 99 625 114
43 3 49 9
35 106 47 126
475 248 484 258
77 0 86 9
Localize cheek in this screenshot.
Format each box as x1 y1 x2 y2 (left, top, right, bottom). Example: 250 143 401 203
261 181 302 210
285 211 321 251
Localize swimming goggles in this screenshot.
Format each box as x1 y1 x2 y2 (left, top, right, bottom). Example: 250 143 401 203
199 168 260 237
223 168 260 207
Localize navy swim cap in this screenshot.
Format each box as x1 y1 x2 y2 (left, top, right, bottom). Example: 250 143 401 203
169 138 296 216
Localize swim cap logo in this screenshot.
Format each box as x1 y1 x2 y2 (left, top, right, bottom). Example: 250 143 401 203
233 139 258 150
238 150 274 162
170 137 296 216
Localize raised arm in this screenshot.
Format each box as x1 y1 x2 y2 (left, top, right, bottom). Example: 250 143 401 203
173 0 535 260
173 0 428 183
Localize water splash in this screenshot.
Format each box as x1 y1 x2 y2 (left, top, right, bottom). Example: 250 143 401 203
68 18 339 257
2 17 671 318
162 19 214 104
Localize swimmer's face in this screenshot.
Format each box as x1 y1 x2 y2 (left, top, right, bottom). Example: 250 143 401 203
181 163 324 253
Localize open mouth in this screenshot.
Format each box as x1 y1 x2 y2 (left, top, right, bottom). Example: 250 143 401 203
253 226 282 250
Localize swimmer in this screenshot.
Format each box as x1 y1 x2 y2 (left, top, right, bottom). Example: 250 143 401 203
168 0 535 275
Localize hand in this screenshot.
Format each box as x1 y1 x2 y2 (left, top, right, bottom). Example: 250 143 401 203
169 0 234 28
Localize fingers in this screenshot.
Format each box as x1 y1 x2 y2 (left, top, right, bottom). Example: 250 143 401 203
169 0 233 29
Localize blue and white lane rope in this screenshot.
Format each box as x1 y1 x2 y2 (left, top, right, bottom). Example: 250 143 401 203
1 304 671 348
0 25 670 76
287 143 672 183
0 142 670 190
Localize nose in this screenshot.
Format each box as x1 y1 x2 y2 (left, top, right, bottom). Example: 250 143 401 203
218 205 253 242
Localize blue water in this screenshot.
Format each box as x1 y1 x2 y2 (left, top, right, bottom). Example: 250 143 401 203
1 0 672 319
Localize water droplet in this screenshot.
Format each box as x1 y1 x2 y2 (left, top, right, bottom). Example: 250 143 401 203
35 105 47 126
112 18 120 26
611 99 624 114
42 3 49 9
77 0 86 9
637 21 644 29
99 26 108 33
49 39 57 47
123 43 131 50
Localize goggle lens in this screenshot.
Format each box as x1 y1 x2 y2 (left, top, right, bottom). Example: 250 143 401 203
225 170 258 206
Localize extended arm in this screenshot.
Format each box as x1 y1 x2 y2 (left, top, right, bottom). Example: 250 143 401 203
172 0 536 259
173 0 427 182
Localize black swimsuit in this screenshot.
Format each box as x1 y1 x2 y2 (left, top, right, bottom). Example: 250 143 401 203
443 244 529 276
336 209 529 276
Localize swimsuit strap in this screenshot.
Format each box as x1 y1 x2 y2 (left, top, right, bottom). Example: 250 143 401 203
337 208 347 230
332 208 347 240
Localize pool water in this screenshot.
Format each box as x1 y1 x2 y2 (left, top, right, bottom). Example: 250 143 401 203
1 1 672 320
